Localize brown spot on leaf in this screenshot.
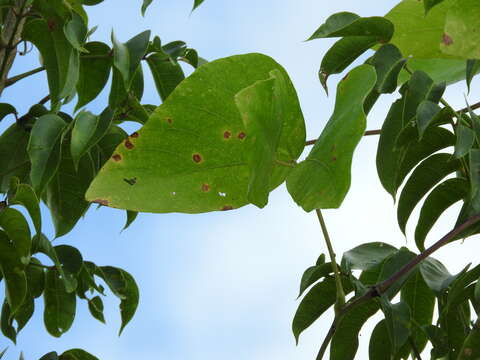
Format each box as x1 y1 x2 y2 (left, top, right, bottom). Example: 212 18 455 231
112 154 122 162
332 157 337 161
442 33 453 45
125 139 134 149
192 153 202 163
130 132 139 138
202 184 210 192
47 19 57 31
222 205 233 211
224 131 231 139
238 132 246 140
93 199 109 206
166 117 173 124
463 348 472 356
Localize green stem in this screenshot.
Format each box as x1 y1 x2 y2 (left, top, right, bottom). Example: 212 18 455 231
315 209 345 312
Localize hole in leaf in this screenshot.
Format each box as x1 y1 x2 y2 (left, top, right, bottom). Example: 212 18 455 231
218 192 226 197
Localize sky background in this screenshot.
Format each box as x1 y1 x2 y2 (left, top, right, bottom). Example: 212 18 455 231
0 0 479 359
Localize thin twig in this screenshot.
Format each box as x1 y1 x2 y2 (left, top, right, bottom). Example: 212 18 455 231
315 209 345 311
315 214 480 359
38 94 50 105
4 66 44 87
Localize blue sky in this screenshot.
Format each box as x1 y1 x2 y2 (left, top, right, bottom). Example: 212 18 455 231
1 0 479 359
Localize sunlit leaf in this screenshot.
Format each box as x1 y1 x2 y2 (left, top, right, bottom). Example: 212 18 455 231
9 177 41 235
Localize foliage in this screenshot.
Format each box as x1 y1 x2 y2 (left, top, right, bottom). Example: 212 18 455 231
0 0 480 359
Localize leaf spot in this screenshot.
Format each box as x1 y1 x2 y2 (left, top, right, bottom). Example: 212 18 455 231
221 205 233 211
202 184 210 192
166 117 173 124
125 139 134 149
442 33 453 45
332 157 337 161
192 153 203 163
93 199 109 206
47 19 57 31
238 132 246 140
171 191 176 196
123 177 137 186
112 154 122 162
223 131 232 139
130 132 139 138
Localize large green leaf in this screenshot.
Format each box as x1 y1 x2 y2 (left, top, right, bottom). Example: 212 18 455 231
341 242 397 272
384 0 456 59
60 349 99 360
457 326 480 360
369 320 393 359
440 0 480 59
27 114 67 195
286 64 376 211
43 268 76 337
397 153 460 234
76 42 112 111
367 44 406 94
415 178 468 251
87 53 305 213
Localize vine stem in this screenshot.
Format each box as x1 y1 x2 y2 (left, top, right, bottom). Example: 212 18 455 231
315 214 480 359
315 209 345 312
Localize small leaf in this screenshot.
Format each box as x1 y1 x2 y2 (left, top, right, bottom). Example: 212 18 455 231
64 12 88 52
1 301 16 343
397 153 460 234
0 103 16 122
26 259 45 298
60 349 99 360
122 210 138 231
9 178 41 235
27 114 67 195
146 53 185 102
192 0 204 11
416 100 442 138
87 296 105 324
95 266 139 335
292 277 352 343
0 208 31 265
111 32 130 86
466 59 480 92
287 64 376 210
38 352 59 360
379 299 411 355
0 125 30 193
454 124 475 159
367 44 406 94
141 0 153 16
415 178 468 251
341 242 397 272
76 42 112 111
43 268 76 337
297 262 333 298
420 257 457 294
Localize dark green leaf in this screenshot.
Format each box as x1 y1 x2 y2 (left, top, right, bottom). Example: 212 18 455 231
379 299 411 354
448 264 480 309
27 114 67 194
287 64 376 210
9 178 41 235
341 242 397 272
146 53 185 102
38 352 58 360
87 296 105 324
0 103 16 122
43 268 76 337
416 101 442 138
397 153 460 234
45 142 95 238
422 325 449 358
297 262 333 299
420 257 457 294
76 42 112 111
400 270 435 353
111 32 130 87
60 349 99 360
415 178 468 251
369 320 393 360
367 44 406 94
122 210 138 231
14 294 33 334
466 59 480 92
1 301 16 343
141 0 153 16
26 258 45 298
95 266 138 335
0 124 30 193
0 208 31 265
192 0 204 11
